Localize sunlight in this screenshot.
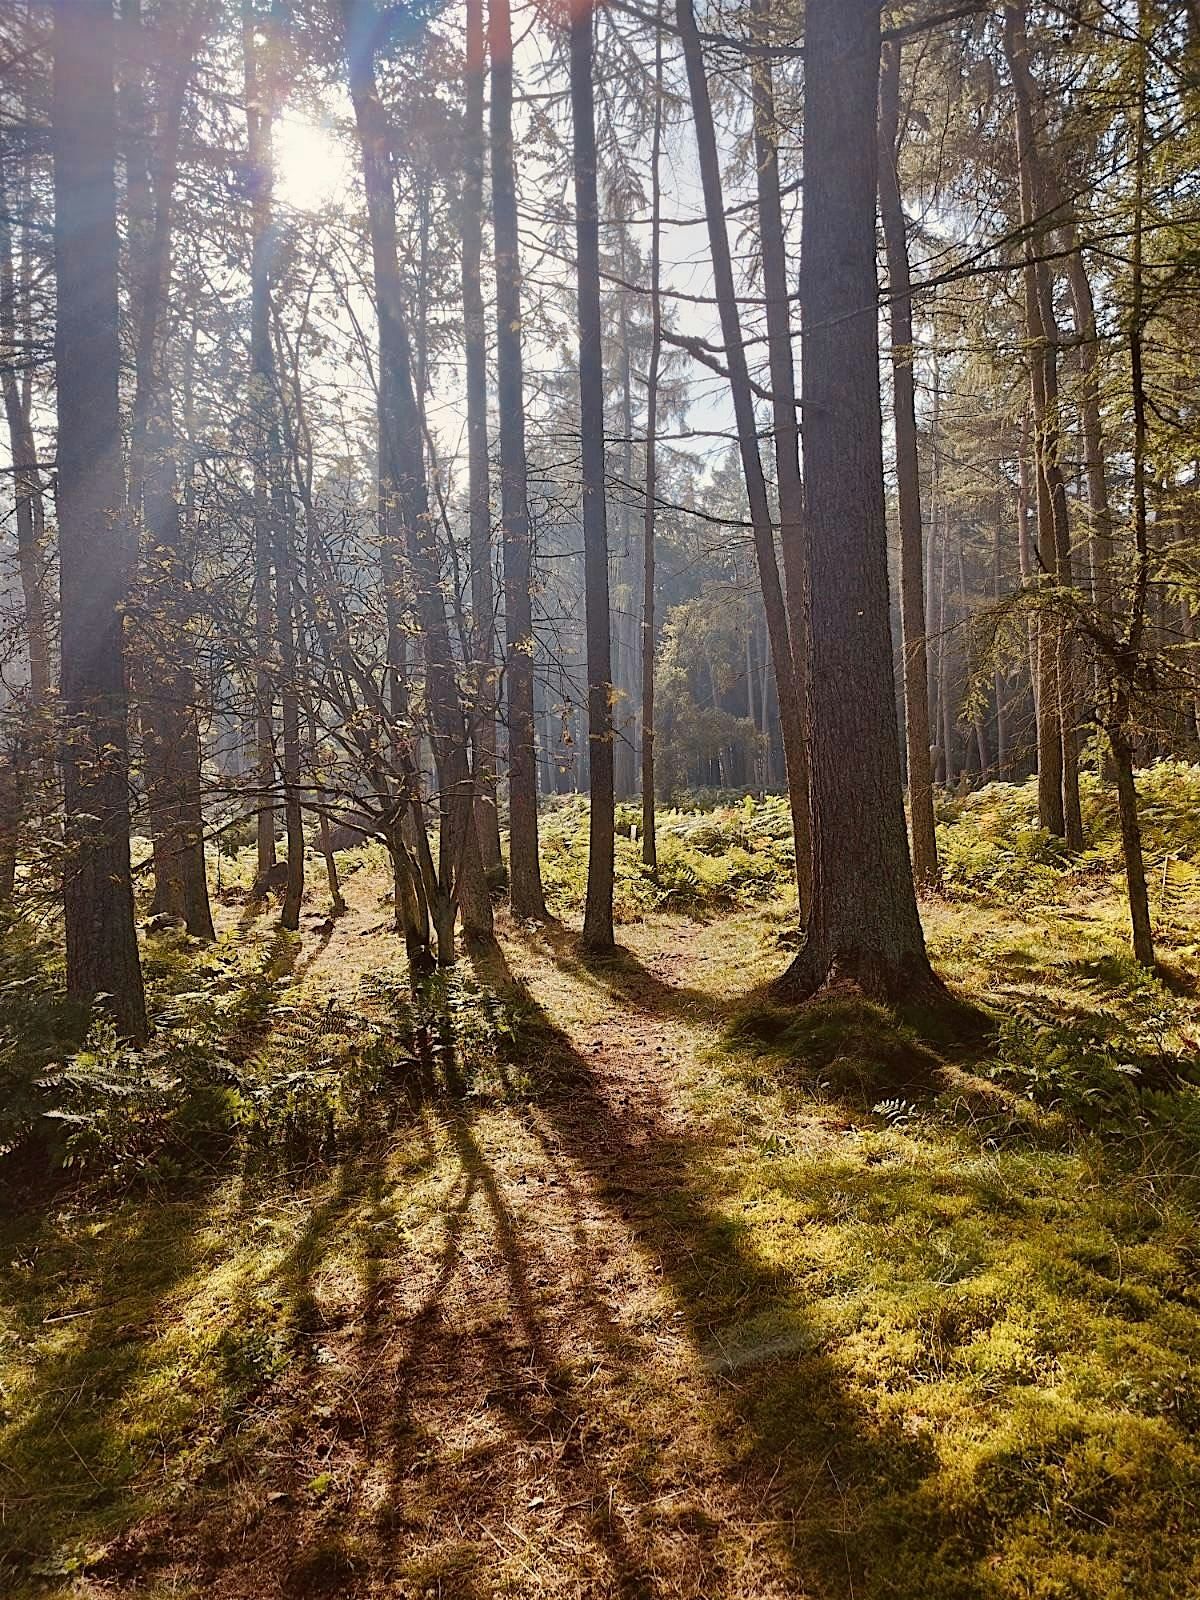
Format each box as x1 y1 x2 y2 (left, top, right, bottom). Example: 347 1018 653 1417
275 111 349 212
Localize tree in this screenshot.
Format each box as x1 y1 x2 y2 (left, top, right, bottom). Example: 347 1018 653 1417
777 0 936 1004
52 0 147 1038
1004 2 1083 849
570 0 615 953
490 0 548 921
124 0 215 939
343 0 494 960
462 0 503 882
676 0 809 905
640 2 664 873
749 0 811 910
877 37 939 887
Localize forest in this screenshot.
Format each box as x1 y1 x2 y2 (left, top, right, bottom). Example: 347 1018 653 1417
1 0 1200 1595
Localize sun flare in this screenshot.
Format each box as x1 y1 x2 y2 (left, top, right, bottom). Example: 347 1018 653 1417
275 112 348 212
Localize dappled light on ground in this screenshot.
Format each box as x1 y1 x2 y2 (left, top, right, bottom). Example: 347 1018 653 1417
3 828 1200 1598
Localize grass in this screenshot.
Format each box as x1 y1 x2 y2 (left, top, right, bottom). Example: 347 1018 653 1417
1 778 1200 1596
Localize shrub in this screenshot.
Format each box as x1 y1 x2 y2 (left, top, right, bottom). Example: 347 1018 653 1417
540 793 796 920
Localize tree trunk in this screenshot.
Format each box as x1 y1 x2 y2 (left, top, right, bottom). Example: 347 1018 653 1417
1109 712 1154 968
993 498 1010 776
1005 3 1080 843
677 0 809 899
877 39 939 885
274 478 305 930
125 1 213 938
52 0 146 1038
776 0 936 1004
243 0 278 882
750 0 811 909
0 163 50 710
1064 243 1112 629
140 436 216 940
570 0 616 953
488 0 547 920
343 0 494 959
463 0 503 882
641 7 663 872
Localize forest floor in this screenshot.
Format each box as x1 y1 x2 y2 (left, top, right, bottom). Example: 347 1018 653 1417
4 821 1200 1598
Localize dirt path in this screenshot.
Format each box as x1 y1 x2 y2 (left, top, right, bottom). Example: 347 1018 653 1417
163 900 805 1599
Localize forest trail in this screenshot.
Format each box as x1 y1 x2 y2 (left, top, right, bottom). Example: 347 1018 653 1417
10 858 1200 1600
160 890 811 1598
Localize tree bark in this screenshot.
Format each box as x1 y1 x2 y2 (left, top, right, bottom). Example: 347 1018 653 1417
243 0 279 882
343 0 494 959
462 0 503 881
570 0 616 953
125 0 214 938
0 159 50 711
53 0 147 1038
877 39 939 885
488 0 547 920
776 0 936 1004
677 0 809 900
1004 3 1080 844
274 474 305 930
641 7 664 872
750 0 811 909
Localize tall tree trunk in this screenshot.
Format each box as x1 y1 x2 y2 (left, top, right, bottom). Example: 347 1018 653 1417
462 0 503 881
777 0 936 1004
1016 409 1040 729
640 6 662 872
274 477 305 930
125 0 214 938
53 0 146 1038
750 0 812 909
1110 26 1154 970
0 161 50 711
877 39 939 885
993 497 1010 776
1005 3 1081 843
570 0 615 953
1064 244 1112 630
677 0 809 898
343 0 494 959
489 0 547 919
140 433 216 940
243 0 279 882
615 270 637 803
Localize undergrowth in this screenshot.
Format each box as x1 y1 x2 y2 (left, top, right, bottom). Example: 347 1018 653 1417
3 772 1200 1597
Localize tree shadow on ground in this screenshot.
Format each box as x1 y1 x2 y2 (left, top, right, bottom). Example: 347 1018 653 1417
269 936 949 1600
0 1177 226 1587
7 924 1131 1600
535 920 738 1029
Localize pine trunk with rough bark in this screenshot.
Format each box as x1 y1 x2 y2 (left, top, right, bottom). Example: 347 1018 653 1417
776 0 936 1005
489 0 547 920
0 162 50 711
243 1 279 882
126 2 213 938
877 39 939 886
53 0 147 1038
750 0 811 910
570 0 615 954
463 0 503 882
1005 3 1081 844
641 8 664 873
677 0 808 899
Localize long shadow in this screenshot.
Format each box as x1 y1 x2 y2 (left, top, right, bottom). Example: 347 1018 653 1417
0 1176 225 1590
436 938 946 1599
536 920 738 1029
